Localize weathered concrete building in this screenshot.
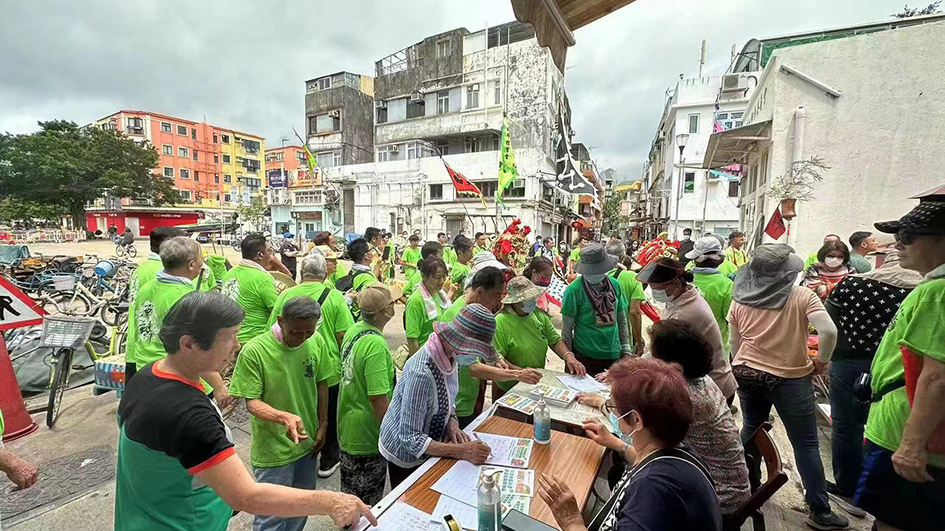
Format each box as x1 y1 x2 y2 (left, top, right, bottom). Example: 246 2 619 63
304 71 376 167
707 14 945 258
338 21 573 241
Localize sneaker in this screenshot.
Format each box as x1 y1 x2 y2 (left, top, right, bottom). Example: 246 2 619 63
806 510 849 530
825 482 866 517
318 461 340 478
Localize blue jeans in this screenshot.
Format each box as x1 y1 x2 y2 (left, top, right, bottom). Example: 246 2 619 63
829 358 871 497
252 455 317 531
739 375 830 513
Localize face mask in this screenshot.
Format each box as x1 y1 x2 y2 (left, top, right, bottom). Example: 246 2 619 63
651 288 673 303
584 273 607 284
608 410 639 445
521 299 537 314
534 276 551 287
683 235 691 241
825 257 843 268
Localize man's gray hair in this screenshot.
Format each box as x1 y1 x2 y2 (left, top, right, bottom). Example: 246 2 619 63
160 291 244 353
300 253 327 280
281 296 322 322
159 236 202 270
605 239 626 261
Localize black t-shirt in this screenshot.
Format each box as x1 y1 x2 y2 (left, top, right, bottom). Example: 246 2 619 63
826 275 912 361
280 241 300 269
601 450 722 531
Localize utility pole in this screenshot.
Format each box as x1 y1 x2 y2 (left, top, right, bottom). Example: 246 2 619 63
699 39 706 78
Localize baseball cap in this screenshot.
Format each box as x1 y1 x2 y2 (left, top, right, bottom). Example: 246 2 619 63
355 284 403 315
685 236 724 261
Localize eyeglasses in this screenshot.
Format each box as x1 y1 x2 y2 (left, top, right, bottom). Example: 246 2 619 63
604 399 618 414
895 230 917 245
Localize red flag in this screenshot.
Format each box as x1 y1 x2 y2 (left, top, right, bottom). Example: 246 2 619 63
443 160 486 206
765 207 787 239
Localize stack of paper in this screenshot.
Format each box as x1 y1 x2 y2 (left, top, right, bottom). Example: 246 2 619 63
495 393 539 415
431 461 536 507
473 433 534 468
529 384 578 406
557 374 609 394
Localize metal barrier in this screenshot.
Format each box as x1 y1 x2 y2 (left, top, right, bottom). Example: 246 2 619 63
0 230 87 244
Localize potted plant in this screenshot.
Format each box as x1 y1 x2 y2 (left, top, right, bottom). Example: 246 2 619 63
768 156 829 219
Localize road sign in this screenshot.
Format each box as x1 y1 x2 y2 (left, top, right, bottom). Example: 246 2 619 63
0 276 46 331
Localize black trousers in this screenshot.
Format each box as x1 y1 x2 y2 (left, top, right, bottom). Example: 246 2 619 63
125 362 137 383
319 384 340 470
387 460 419 489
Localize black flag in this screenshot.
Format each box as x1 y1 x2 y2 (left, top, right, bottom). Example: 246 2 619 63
554 113 598 197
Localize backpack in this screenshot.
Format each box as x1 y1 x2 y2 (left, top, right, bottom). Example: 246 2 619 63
335 269 372 293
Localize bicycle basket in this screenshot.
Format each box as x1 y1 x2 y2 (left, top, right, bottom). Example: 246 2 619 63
39 315 97 349
51 274 77 291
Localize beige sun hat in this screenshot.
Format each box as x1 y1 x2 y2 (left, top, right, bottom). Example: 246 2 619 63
502 276 546 305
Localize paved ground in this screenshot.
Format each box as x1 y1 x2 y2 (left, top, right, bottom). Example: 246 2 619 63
3 240 874 530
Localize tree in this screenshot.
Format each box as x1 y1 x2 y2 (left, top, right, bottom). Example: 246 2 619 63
0 120 176 230
235 194 268 233
601 190 630 236
0 197 61 223
892 1 941 17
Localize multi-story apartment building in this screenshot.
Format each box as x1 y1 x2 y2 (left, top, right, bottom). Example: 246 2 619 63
266 145 336 237
304 71 376 167
89 110 265 236
324 21 574 241
569 142 606 237
641 73 759 240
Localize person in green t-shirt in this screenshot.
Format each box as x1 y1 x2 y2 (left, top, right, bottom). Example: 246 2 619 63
724 230 751 269
204 253 229 287
399 235 422 279
684 236 736 357
267 253 354 479
473 232 490 255
605 239 647 356
229 296 332 531
128 237 228 404
568 235 589 276
438 232 457 270
383 233 396 281
403 241 444 299
857 199 945 531
405 257 450 354
0 410 39 496
847 231 877 273
449 235 475 300
561 243 631 376
312 232 348 288
494 277 584 394
441 267 540 427
337 283 402 505
115 291 377 531
221 234 279 345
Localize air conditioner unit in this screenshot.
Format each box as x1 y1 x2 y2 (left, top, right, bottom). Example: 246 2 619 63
328 110 341 118
471 83 480 91
375 100 387 109
389 146 400 154
410 92 423 102
721 74 748 93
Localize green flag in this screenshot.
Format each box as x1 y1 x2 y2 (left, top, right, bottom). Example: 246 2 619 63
496 117 518 205
292 127 318 176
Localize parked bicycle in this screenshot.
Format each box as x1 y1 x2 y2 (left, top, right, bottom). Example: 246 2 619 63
36 273 127 326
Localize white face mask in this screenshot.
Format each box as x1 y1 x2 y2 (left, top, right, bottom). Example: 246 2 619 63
521 299 537 314
651 288 673 303
825 257 844 268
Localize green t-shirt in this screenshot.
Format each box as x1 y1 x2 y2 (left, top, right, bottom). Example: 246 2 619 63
866 276 945 467
443 246 458 268
685 259 738 277
130 279 198 366
569 249 581 264
849 253 872 273
613 270 646 350
804 252 819 269
205 255 227 286
561 277 628 360
724 247 750 268
403 270 422 298
228 331 331 468
338 322 393 455
325 262 348 289
494 308 561 391
401 246 422 278
692 271 735 356
126 257 163 364
221 265 278 344
267 282 354 387
441 298 479 417
451 262 470 292
405 289 447 347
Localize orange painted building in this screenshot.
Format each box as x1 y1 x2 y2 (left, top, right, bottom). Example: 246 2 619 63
264 145 321 188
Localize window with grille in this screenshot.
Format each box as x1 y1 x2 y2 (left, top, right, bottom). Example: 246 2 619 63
178 146 189 158
430 184 443 200
179 169 190 180
224 174 232 183
162 144 173 155
221 134 230 144
475 181 498 196
163 167 174 178
161 122 172 133
177 125 187 135
466 84 479 109
437 91 450 114
222 154 231 164
684 172 695 193
728 180 739 197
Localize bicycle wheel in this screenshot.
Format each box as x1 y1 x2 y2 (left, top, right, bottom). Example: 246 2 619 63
115 245 125 258
47 348 73 428
127 245 137 258
46 292 92 316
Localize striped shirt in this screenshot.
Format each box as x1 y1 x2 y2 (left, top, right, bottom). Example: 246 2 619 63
378 344 458 468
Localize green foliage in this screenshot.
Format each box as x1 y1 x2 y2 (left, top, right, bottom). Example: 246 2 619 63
602 190 629 235
0 197 61 222
236 194 267 232
0 120 176 230
892 1 941 18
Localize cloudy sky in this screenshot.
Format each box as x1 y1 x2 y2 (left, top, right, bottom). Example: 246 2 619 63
0 0 913 182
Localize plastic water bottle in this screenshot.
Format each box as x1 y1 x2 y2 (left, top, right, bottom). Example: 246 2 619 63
534 395 551 445
478 470 501 531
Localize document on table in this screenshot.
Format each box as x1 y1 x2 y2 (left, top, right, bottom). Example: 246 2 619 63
473 432 534 468
495 393 538 415
557 374 609 393
550 400 606 426
430 493 532 530
431 461 536 507
349 501 434 531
